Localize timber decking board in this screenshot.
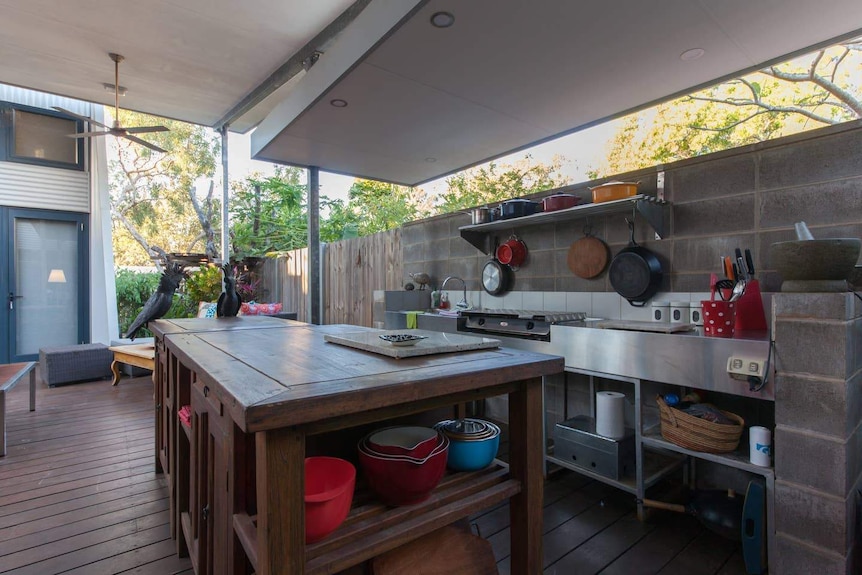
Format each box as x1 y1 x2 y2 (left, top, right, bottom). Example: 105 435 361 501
0 368 748 575
0 370 191 574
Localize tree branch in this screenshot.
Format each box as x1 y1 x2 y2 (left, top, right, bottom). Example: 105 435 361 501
112 208 164 271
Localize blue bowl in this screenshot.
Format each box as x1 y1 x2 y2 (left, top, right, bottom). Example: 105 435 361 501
446 434 500 471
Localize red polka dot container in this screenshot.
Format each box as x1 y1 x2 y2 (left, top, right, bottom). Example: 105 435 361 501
701 300 737 338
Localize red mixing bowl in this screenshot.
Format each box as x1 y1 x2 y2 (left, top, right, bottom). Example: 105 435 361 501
305 456 355 543
358 435 449 506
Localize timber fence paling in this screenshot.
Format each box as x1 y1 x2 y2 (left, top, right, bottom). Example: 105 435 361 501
262 229 402 328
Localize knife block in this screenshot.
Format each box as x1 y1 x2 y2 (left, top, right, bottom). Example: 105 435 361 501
734 279 767 332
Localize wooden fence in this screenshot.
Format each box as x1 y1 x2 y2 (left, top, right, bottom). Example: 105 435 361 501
262 228 402 326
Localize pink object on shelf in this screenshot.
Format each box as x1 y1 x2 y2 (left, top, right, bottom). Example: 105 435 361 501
178 405 192 428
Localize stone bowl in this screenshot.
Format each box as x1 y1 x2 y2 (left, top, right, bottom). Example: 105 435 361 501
770 239 861 281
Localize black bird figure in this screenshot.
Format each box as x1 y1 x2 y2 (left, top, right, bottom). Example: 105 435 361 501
217 263 242 317
124 262 186 340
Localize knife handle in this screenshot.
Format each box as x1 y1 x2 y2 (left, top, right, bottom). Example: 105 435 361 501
724 256 734 280
745 249 755 278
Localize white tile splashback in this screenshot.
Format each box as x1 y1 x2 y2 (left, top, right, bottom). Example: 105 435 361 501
473 291 728 320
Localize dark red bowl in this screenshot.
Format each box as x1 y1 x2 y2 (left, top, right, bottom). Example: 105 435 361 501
367 426 439 459
358 435 448 506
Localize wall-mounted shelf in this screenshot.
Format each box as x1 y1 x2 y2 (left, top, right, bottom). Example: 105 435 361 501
459 195 669 255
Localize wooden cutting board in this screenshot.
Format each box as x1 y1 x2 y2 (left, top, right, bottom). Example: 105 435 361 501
595 320 695 333
371 525 498 575
567 235 609 279
323 330 500 358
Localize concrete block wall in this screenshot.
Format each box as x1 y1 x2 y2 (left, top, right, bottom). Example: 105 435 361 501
772 293 862 574
402 120 862 296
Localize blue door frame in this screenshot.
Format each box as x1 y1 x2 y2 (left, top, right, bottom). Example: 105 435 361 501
1 207 89 363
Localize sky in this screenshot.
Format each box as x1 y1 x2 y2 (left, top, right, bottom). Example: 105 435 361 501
225 119 621 201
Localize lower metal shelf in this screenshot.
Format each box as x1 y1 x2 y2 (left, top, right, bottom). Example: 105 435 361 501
546 446 684 495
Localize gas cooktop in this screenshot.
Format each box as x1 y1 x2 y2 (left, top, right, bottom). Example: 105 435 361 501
460 309 587 341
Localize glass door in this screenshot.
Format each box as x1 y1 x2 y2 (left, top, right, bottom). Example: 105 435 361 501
2 208 89 362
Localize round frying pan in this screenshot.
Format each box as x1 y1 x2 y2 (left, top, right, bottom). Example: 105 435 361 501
608 219 662 307
567 226 609 279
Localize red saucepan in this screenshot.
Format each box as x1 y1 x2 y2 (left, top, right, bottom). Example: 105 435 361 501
541 193 582 212
496 236 527 268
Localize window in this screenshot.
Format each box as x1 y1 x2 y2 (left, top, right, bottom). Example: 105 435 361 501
0 102 85 170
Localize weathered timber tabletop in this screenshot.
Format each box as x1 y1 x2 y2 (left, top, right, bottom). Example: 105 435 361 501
160 320 563 575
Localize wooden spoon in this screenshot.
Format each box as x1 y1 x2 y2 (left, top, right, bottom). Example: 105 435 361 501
567 231 610 279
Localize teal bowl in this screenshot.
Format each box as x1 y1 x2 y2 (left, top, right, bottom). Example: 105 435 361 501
446 433 500 471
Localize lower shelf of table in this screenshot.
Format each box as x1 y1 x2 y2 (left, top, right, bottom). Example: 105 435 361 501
546 446 685 495
233 461 519 575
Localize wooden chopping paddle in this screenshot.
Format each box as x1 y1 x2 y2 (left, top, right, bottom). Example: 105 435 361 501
567 228 610 279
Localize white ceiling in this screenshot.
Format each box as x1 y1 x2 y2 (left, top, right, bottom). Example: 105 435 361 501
1 0 860 185
0 0 358 129
251 0 862 185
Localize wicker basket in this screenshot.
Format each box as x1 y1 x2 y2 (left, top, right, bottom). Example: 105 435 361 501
656 396 744 453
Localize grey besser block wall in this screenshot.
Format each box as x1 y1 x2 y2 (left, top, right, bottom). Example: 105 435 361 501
402 120 862 294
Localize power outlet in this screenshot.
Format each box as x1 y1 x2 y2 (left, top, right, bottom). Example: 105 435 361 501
727 355 766 381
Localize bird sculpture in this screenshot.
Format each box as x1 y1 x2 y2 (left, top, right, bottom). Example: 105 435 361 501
216 264 242 317
408 272 431 290
124 262 186 340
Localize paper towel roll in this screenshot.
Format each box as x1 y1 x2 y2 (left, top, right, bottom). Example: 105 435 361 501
749 426 772 467
596 391 626 439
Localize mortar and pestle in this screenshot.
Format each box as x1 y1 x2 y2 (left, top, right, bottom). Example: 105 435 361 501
769 221 861 292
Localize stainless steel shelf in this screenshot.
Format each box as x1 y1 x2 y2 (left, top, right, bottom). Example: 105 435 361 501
546 447 684 495
459 195 669 254
641 428 774 478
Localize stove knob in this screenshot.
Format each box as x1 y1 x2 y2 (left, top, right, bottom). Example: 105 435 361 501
526 321 535 330
477 318 485 326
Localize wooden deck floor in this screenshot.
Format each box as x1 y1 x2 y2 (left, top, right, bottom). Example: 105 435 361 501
0 371 746 574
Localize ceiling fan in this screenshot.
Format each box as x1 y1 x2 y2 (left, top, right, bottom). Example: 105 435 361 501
54 53 169 153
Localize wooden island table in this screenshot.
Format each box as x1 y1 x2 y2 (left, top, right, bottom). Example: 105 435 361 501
152 318 563 575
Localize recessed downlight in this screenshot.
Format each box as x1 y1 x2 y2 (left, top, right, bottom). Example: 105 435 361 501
430 11 454 28
330 98 348 108
680 48 705 62
425 157 437 163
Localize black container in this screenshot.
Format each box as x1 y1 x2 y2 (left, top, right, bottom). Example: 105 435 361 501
500 199 542 219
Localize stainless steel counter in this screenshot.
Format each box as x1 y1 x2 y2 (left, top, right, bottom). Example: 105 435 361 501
549 322 772 400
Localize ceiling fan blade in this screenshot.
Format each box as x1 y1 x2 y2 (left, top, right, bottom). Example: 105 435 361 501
67 131 110 138
52 107 111 130
123 133 168 154
123 126 170 134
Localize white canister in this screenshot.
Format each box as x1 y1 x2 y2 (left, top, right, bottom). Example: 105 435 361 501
595 391 626 439
689 302 703 325
651 301 670 323
749 426 772 467
670 301 688 324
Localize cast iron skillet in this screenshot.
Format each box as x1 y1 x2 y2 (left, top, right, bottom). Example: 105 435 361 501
608 219 663 307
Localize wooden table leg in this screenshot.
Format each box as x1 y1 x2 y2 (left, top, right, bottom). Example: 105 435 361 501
0 390 6 457
508 376 544 574
257 427 306 575
29 367 35 412
111 359 121 386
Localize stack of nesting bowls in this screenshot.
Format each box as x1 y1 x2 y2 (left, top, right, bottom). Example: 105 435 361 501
434 419 501 471
357 426 448 506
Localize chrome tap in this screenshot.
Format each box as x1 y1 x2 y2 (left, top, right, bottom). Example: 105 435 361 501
441 276 469 309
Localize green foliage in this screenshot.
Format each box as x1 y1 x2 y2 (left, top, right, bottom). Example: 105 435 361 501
595 38 861 176
436 155 569 212
229 167 308 256
183 265 224 304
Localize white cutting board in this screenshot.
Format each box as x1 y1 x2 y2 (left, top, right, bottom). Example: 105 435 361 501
595 320 695 333
323 329 501 359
